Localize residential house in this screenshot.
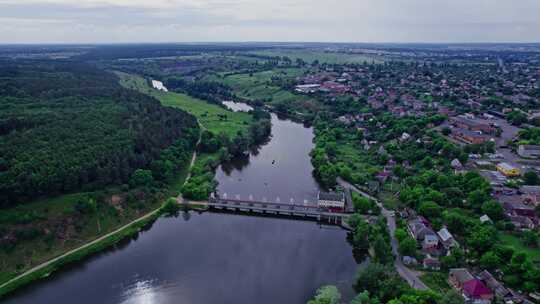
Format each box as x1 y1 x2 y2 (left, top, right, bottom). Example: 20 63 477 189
477 270 513 301
449 268 474 290
423 234 440 251
408 218 438 245
462 279 494 303
423 257 441 270
437 228 458 249
449 269 494 304
451 159 464 170
508 215 536 229
499 196 538 229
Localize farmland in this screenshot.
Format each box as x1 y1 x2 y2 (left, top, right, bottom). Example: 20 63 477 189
117 72 252 137
248 49 384 64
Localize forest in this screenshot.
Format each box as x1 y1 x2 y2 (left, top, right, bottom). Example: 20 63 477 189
0 60 199 207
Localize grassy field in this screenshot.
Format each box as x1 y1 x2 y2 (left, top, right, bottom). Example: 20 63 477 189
207 68 308 104
420 272 451 293
500 233 540 262
117 72 252 137
248 49 384 65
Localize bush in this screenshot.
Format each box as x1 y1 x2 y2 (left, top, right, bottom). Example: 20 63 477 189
161 198 180 215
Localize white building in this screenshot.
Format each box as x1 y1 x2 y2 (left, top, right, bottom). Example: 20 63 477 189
317 192 345 210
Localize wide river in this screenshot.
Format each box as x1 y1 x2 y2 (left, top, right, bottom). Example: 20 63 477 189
6 103 358 304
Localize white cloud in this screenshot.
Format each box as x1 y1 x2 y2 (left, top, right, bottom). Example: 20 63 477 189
0 0 539 43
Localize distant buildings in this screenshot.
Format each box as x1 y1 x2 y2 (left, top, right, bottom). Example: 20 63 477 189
449 116 496 135
319 81 350 94
452 129 493 145
295 84 321 93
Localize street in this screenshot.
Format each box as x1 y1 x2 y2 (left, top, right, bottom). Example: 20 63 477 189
337 178 429 290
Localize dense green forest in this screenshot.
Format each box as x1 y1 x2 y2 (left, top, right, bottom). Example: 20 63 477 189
0 60 198 207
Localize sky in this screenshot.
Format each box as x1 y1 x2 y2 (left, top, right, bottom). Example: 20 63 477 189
0 0 539 44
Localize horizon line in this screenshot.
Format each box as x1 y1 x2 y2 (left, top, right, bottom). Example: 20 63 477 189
1 41 540 46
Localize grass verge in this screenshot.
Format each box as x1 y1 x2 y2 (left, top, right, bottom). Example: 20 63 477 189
116 71 252 137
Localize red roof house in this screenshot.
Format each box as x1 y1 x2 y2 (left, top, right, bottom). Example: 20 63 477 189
462 279 493 301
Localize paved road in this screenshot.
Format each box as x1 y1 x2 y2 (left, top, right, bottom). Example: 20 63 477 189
337 178 428 290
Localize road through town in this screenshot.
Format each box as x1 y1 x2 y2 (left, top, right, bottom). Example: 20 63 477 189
337 178 429 290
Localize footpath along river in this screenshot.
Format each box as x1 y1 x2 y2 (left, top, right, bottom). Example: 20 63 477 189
5 102 358 304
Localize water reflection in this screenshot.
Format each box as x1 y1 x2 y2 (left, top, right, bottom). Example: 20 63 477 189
120 278 158 304
215 113 321 204
222 101 253 112
5 107 358 304
5 213 357 304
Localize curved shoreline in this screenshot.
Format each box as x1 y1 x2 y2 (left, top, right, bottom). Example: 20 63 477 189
0 208 162 298
0 124 204 299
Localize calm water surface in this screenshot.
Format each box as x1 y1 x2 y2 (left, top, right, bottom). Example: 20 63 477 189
6 104 358 304
216 113 321 204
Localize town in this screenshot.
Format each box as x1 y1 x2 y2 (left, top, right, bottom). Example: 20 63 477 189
286 49 540 304
1 43 539 304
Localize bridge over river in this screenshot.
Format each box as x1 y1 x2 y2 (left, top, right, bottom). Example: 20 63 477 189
182 192 354 226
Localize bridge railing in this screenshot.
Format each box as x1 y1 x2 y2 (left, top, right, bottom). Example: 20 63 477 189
209 197 321 211
208 197 351 216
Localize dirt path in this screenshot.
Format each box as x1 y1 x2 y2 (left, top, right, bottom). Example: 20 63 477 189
0 208 161 292
183 121 204 187
1 122 205 294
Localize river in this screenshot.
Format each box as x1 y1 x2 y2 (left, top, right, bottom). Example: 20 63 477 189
5 103 358 304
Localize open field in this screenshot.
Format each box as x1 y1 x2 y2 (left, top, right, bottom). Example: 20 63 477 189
500 233 540 262
208 68 307 104
206 68 323 115
248 49 384 64
117 72 252 137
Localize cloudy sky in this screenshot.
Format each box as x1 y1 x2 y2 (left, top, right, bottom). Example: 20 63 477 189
0 0 539 44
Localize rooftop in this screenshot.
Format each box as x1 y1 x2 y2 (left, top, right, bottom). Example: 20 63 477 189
318 192 345 202
497 162 518 171
463 279 492 298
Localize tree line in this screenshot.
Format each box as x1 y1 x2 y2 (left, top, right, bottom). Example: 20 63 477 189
0 61 199 207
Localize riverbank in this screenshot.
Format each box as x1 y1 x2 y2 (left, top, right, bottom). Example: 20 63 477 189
0 123 204 299
0 207 162 298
